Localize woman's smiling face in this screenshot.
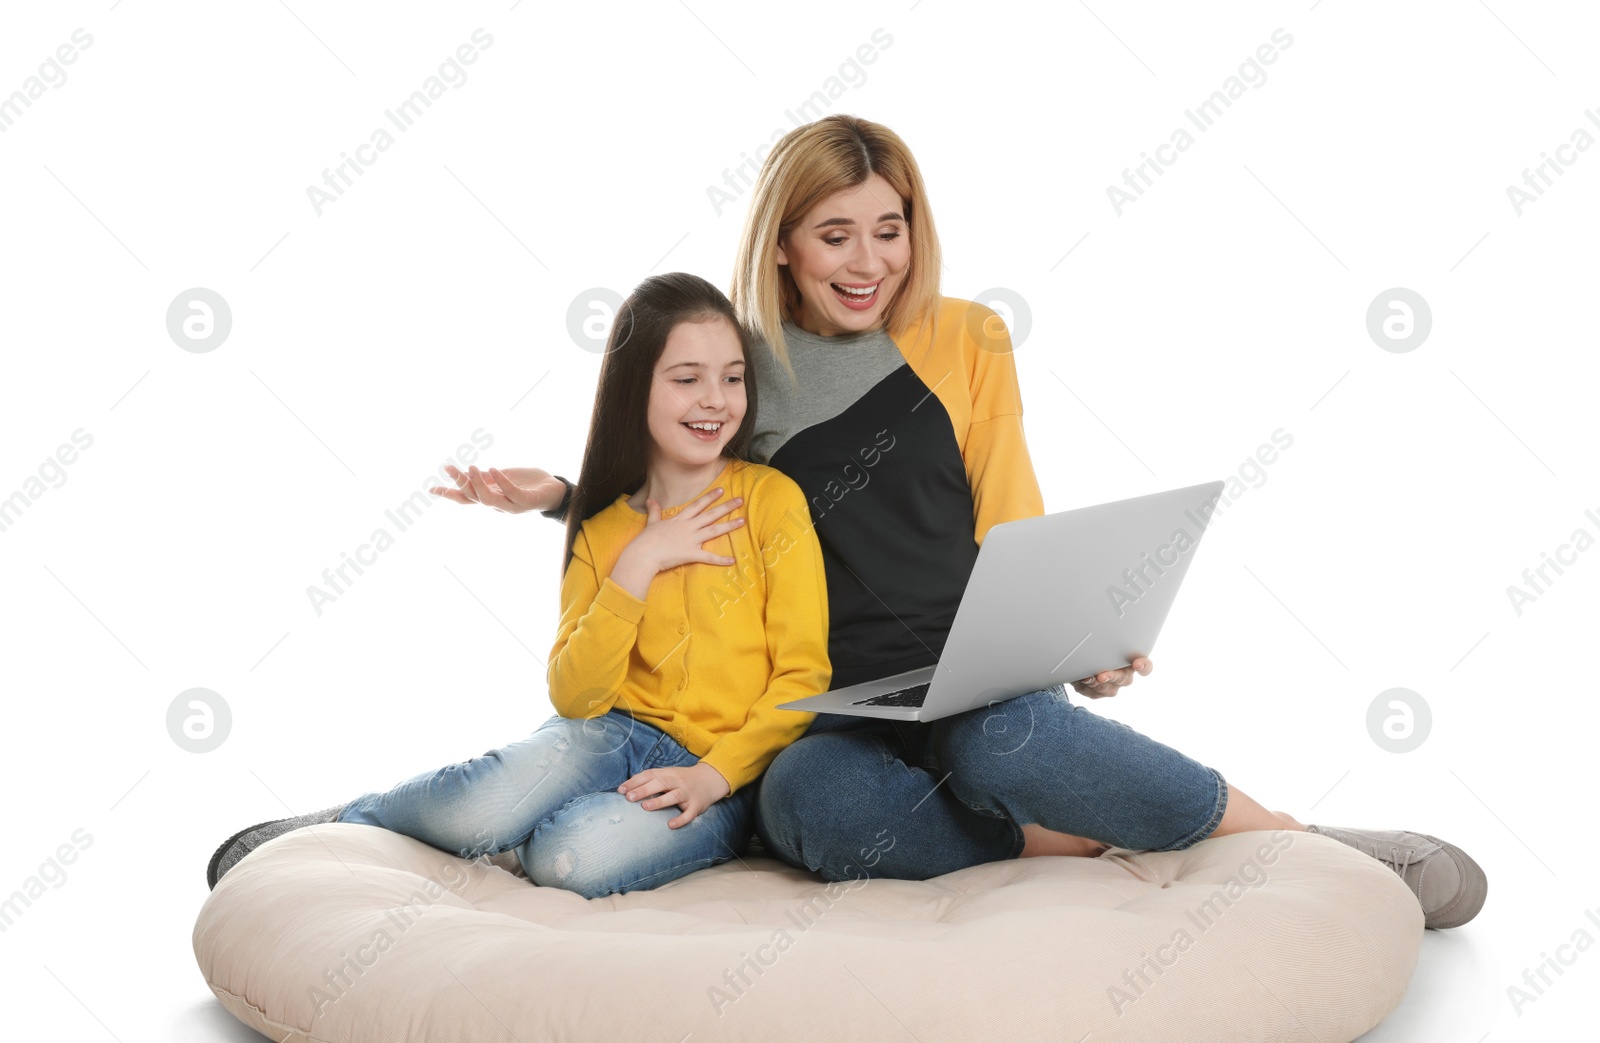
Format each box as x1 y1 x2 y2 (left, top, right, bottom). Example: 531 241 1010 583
776 172 911 337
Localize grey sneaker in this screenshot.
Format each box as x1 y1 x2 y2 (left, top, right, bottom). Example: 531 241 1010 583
206 805 346 889
1306 825 1487 929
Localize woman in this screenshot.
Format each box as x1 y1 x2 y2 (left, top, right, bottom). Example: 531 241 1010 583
435 115 1485 929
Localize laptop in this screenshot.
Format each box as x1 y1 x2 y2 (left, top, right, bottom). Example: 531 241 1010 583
777 480 1225 722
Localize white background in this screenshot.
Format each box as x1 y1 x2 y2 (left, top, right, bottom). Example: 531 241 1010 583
1 1 1595 1039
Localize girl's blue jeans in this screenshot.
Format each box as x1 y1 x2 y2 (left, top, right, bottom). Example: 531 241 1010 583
755 683 1229 881
338 711 756 899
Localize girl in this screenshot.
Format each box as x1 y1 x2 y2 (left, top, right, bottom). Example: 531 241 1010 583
207 272 830 900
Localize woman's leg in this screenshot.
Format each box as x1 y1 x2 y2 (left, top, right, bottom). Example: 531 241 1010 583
755 685 1298 883
931 685 1486 927
337 712 644 860
934 685 1305 847
1210 791 1305 835
755 717 1020 882
1020 782 1305 857
930 684 1229 855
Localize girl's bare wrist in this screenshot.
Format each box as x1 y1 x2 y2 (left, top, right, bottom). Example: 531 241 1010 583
609 544 664 601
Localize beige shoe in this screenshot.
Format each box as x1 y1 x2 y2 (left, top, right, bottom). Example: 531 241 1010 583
1306 825 1487 929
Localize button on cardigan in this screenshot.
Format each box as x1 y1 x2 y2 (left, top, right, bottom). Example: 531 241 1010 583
546 458 830 794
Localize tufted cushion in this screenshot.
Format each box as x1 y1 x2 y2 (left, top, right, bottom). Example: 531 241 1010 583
193 823 1420 1042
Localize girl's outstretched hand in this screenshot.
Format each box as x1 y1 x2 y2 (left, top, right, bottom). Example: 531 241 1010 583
1072 656 1153 699
618 762 731 829
430 464 566 514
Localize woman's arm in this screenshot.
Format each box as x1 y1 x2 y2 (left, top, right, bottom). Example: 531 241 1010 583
430 464 572 518
965 413 1046 547
959 302 1046 546
960 301 1154 696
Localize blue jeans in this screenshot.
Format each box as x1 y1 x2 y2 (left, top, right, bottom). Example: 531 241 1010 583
755 684 1228 881
339 711 757 899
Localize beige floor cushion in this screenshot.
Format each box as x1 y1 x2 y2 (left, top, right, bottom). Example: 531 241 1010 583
193 823 1421 1042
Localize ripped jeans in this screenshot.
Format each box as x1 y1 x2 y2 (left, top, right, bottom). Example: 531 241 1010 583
337 711 756 899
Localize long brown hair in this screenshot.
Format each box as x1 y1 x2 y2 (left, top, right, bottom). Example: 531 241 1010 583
729 114 943 382
563 272 758 573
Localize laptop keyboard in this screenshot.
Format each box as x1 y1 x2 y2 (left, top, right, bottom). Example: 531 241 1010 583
851 682 931 708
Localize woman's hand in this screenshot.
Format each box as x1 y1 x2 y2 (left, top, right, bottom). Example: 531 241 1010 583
617 762 731 828
1072 656 1153 699
430 464 566 514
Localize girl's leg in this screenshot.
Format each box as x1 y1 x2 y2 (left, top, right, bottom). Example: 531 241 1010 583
337 712 644 860
519 785 757 899
517 727 758 899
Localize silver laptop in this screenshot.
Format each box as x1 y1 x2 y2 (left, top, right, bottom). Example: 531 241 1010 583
778 480 1225 722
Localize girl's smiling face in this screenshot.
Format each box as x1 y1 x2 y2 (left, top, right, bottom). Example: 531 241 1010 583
645 315 747 472
776 172 911 337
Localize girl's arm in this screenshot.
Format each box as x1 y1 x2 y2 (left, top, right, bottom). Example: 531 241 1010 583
695 472 830 795
547 495 745 718
545 527 644 719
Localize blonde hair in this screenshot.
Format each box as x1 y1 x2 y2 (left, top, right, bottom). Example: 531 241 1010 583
729 114 943 382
